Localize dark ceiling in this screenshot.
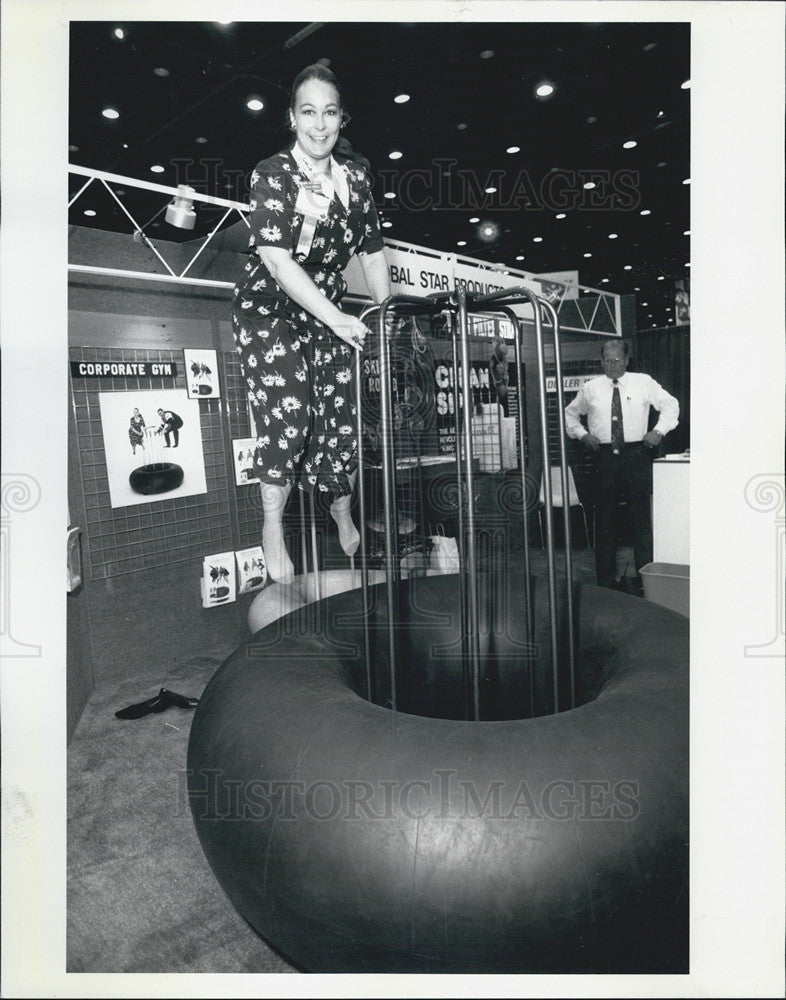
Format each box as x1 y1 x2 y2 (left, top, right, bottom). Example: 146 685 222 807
69 20 690 329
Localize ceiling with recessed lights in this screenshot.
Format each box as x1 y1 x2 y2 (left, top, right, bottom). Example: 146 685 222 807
68 20 690 329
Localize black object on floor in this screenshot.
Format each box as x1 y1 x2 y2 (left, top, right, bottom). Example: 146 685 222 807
115 688 199 720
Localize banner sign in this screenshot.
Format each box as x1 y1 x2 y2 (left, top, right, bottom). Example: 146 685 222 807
546 374 595 393
71 360 177 378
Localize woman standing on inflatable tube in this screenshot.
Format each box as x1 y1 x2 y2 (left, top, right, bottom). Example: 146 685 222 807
232 63 390 583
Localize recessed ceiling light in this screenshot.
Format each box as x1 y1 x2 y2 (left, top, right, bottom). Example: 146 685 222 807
623 140 637 149
247 98 264 111
555 213 566 220
485 186 497 194
394 94 410 104
480 50 495 60
122 143 129 149
102 107 120 120
634 287 640 292
643 42 657 52
69 144 79 152
642 302 648 306
383 191 396 200
150 164 165 174
601 278 610 284
195 137 208 144
515 255 525 261
457 123 468 130
533 236 543 243
640 209 651 216
681 79 691 90
506 145 520 154
624 265 632 271
216 21 233 25
682 178 691 186
657 161 668 168
382 221 393 228
586 115 598 124
153 67 169 77
683 230 690 236
685 262 690 268
457 240 467 247
535 82 554 98
608 233 618 240
657 275 665 281
583 181 596 190
583 252 592 258
389 150 403 160
113 28 125 40
469 217 479 223
83 209 96 217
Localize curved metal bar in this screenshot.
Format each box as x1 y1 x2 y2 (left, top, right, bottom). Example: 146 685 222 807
449 311 470 719
495 306 535 713
377 298 400 709
471 286 560 714
455 287 482 720
540 298 576 707
357 303 381 702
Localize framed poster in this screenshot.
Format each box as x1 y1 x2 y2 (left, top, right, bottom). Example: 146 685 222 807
184 348 220 399
97 389 207 508
232 437 259 486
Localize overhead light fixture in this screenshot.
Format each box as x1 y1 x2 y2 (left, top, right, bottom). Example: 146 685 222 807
583 181 596 190
506 146 520 154
195 137 208 144
535 82 554 98
555 213 566 220
623 140 637 149
515 255 524 261
114 27 125 40
153 67 170 77
102 107 120 120
624 265 632 271
533 236 543 243
388 150 403 160
640 209 651 216
150 164 165 174
382 221 393 228
247 98 264 111
83 209 96 217
165 184 197 230
457 240 467 247
469 217 479 224
681 79 691 90
394 93 410 104
583 252 592 258
608 233 618 240
485 186 497 194
457 123 468 130
682 178 691 185
383 191 396 199
480 50 495 60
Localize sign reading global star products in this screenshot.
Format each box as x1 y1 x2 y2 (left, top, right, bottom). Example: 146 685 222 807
343 238 581 324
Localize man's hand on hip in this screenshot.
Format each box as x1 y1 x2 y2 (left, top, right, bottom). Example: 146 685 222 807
582 434 601 452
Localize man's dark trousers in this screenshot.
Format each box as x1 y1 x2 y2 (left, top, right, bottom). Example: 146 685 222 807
593 442 654 588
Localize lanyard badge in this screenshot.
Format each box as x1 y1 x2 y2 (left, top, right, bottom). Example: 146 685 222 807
295 180 331 259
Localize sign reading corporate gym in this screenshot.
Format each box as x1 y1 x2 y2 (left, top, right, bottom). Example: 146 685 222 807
71 360 178 378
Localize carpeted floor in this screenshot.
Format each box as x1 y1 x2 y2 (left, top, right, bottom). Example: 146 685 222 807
67 544 631 974
67 651 298 973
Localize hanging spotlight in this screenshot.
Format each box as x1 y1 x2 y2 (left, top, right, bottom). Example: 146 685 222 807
166 185 197 230
477 220 500 243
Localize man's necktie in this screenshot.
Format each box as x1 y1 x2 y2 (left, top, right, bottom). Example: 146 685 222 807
611 379 625 454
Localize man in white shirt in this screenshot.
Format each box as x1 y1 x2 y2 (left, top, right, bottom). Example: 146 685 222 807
564 339 679 592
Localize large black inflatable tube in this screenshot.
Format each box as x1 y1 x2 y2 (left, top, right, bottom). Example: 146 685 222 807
187 573 688 973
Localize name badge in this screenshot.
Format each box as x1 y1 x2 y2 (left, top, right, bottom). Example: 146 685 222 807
295 182 331 221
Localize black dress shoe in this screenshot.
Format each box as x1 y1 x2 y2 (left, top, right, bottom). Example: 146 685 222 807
115 688 199 720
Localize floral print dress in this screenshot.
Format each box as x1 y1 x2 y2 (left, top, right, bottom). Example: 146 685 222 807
232 146 384 498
